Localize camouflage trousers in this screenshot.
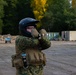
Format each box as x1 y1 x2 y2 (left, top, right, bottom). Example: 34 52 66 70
16 65 43 75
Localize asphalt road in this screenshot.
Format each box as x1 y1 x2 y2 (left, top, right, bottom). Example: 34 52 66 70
0 41 76 75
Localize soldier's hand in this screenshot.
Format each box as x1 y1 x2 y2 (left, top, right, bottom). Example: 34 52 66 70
39 29 47 38
31 28 39 38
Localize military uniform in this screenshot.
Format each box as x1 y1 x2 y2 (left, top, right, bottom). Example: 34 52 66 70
11 17 51 75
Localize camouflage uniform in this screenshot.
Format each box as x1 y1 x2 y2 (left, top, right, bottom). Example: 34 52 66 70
11 17 51 75
12 35 51 75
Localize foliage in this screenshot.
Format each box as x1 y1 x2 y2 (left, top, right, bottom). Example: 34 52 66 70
2 0 18 34
16 0 34 20
31 0 47 28
0 0 76 34
2 0 34 35
41 0 76 32
72 0 76 8
0 0 6 34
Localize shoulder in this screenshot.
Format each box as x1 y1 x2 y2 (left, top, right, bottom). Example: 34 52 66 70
16 36 27 40
15 36 28 43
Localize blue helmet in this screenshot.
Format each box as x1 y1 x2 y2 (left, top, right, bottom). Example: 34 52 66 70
19 17 39 37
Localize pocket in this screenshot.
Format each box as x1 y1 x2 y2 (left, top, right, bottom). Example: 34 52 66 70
27 51 46 65
13 58 23 68
11 54 23 68
38 52 46 65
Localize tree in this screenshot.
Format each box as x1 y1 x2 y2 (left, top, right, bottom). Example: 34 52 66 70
31 0 47 28
3 0 18 35
64 0 76 30
72 0 76 8
41 0 74 32
0 0 6 34
16 0 34 20
2 0 34 35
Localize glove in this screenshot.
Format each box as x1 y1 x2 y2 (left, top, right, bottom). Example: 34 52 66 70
39 29 47 38
31 28 39 38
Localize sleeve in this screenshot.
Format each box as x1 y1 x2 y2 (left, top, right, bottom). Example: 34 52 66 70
15 36 28 52
39 37 51 50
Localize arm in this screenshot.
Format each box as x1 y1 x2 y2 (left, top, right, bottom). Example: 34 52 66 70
39 37 51 50
31 28 51 50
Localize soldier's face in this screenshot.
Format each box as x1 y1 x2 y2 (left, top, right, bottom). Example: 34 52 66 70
26 26 35 32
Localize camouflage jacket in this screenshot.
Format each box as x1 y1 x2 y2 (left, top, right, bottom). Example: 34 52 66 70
15 36 51 52
12 35 51 67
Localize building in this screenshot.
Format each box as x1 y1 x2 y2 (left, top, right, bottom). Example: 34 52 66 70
62 31 76 41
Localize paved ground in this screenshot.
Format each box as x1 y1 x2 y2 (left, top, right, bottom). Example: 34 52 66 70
0 40 76 75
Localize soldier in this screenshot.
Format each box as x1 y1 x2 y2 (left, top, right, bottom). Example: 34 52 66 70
12 17 51 75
